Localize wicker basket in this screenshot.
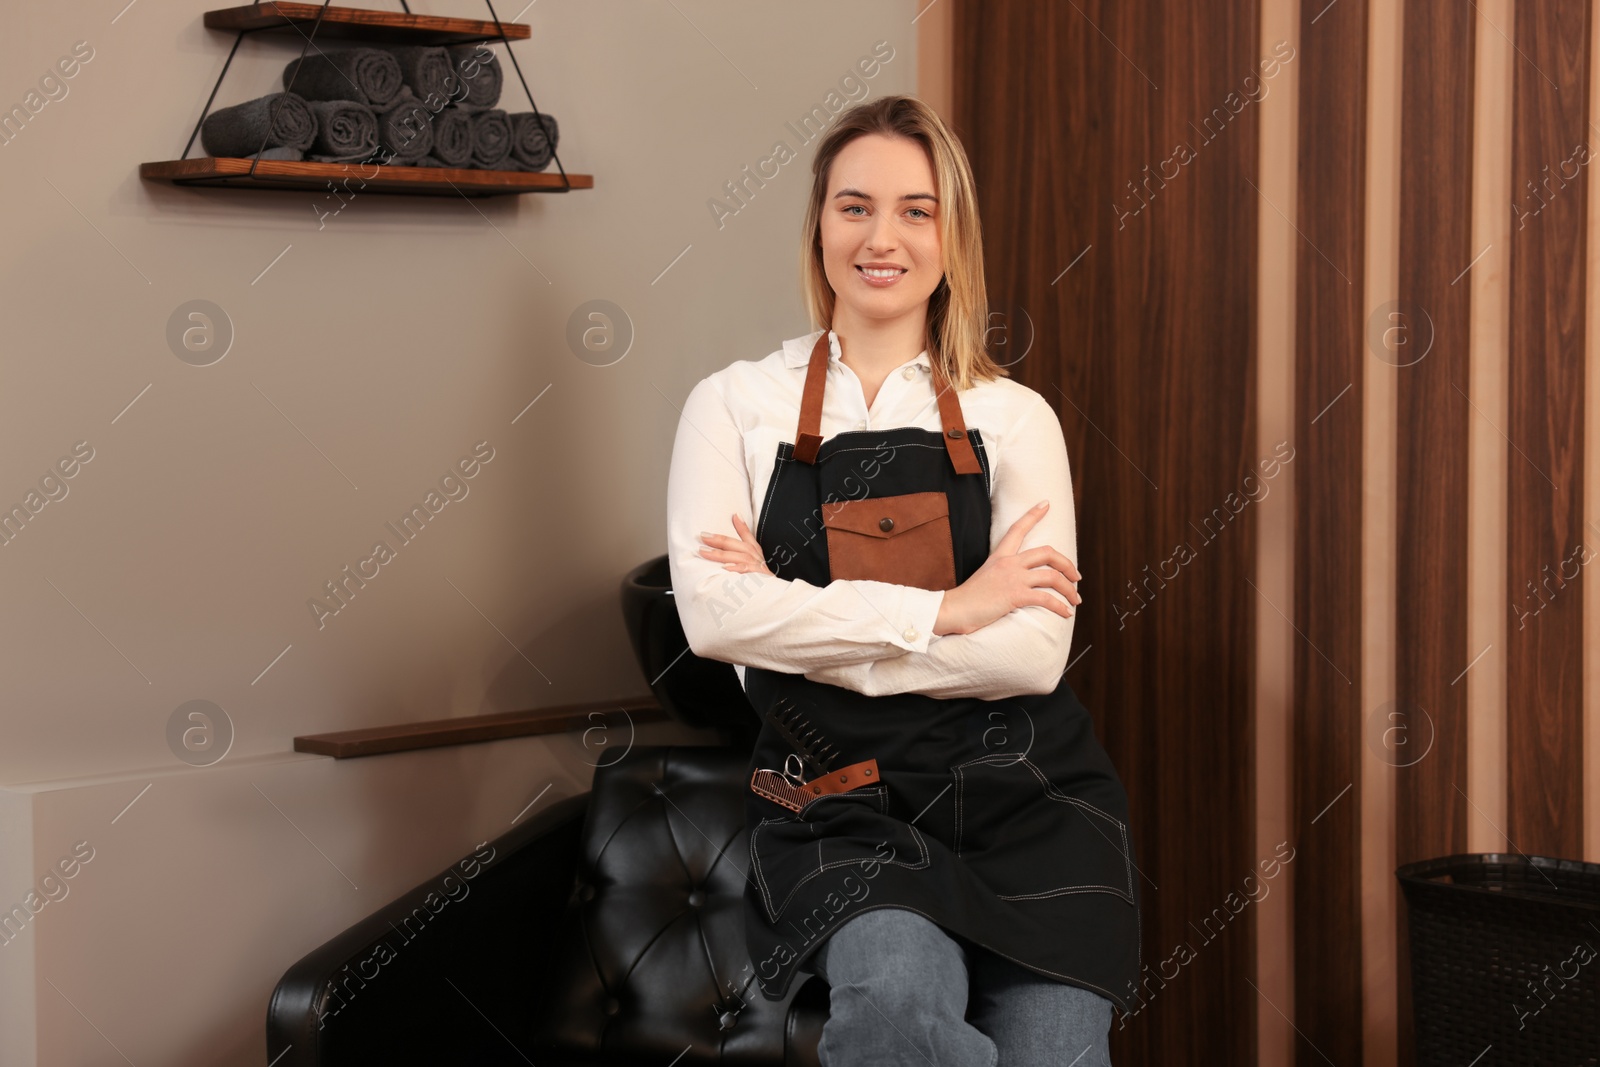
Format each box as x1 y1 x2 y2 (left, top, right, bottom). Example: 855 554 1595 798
1397 853 1600 1066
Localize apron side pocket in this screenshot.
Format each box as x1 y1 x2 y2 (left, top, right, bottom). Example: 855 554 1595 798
749 784 930 922
952 754 1135 905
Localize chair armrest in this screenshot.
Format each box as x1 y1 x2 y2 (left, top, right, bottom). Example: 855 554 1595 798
266 791 589 1067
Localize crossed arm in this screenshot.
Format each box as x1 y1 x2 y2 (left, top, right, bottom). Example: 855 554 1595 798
666 377 1078 699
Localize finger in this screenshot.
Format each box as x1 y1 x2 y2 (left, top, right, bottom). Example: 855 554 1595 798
700 542 768 571
1018 545 1082 583
995 501 1050 555
731 513 762 549
1034 568 1082 606
1025 590 1075 619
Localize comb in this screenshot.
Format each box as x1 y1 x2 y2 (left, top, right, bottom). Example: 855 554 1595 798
762 693 838 776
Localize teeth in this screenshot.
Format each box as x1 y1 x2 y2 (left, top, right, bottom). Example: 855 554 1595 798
860 267 904 278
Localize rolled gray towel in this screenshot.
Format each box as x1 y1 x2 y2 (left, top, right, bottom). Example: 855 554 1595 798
201 92 315 157
446 44 502 108
282 48 402 106
377 91 434 162
507 111 558 170
254 145 305 161
428 107 473 167
307 99 378 161
465 107 511 168
382 46 455 104
307 148 385 164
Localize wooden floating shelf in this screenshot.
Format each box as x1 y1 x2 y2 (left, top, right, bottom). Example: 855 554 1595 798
203 2 530 44
140 156 592 197
294 695 670 759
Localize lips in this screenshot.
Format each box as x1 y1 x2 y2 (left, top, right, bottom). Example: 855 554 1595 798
856 265 907 277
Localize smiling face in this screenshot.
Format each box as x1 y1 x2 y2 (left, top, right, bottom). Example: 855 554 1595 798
819 132 944 327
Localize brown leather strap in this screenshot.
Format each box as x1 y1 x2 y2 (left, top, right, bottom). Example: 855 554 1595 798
793 330 831 464
792 330 983 475
799 757 881 799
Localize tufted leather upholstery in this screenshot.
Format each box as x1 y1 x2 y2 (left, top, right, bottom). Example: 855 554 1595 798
267 745 826 1066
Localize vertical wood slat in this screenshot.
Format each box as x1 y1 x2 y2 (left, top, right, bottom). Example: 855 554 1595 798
1507 0 1590 859
951 1 1259 1063
1393 6 1478 1062
1394 0 1476 873
1292 1 1366 1064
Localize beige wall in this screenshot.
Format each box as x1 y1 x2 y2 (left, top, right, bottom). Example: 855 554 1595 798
0 2 926 1062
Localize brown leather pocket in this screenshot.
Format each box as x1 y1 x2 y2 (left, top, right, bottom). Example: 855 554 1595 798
822 491 958 591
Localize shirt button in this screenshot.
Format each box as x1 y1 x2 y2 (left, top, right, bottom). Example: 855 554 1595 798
856 419 867 430
902 366 917 380
903 627 919 643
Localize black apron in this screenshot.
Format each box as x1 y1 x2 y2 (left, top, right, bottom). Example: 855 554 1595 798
741 332 1143 1014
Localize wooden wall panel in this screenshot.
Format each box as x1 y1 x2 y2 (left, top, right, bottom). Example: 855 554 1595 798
1292 0 1367 1064
1394 0 1475 873
952 1 1260 1062
1393 7 1477 1061
1508 0 1590 858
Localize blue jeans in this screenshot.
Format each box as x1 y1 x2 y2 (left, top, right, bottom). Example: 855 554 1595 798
809 907 1114 1067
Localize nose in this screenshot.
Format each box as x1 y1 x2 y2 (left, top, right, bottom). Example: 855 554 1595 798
865 212 901 255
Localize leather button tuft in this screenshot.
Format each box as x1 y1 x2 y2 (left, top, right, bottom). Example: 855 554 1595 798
687 889 706 907
577 884 596 902
718 1010 739 1030
878 517 894 532
603 998 621 1016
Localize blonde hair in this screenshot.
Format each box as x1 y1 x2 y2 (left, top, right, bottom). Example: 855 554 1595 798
799 95 1007 391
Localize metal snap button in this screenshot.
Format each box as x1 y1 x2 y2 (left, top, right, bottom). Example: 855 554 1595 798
946 428 965 439
878 517 894 532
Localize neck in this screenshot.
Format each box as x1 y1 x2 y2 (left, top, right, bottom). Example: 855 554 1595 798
830 306 930 378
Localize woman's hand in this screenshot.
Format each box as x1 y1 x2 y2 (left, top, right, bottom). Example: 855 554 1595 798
934 500 1081 636
698 513 774 576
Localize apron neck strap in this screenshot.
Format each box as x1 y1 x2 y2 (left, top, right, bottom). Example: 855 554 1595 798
793 330 983 475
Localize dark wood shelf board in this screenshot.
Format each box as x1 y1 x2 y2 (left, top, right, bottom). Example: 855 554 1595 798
203 3 531 44
140 157 590 197
295 696 670 759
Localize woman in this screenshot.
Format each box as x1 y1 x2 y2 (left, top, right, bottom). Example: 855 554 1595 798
666 95 1140 1066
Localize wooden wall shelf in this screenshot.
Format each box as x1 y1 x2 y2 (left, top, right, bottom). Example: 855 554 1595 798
141 156 592 196
202 2 531 44
145 4 586 198
294 695 670 759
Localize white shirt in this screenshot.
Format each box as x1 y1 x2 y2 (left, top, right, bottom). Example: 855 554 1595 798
665 328 1079 700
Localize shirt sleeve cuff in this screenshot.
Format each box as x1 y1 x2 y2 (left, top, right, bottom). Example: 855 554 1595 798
890 587 945 653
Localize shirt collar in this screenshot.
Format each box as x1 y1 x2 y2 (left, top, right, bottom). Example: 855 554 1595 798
782 329 933 372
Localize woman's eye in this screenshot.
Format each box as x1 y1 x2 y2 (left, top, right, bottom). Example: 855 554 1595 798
844 204 867 216
907 208 930 220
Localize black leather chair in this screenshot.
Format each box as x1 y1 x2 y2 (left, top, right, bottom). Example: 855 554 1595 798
267 745 827 1065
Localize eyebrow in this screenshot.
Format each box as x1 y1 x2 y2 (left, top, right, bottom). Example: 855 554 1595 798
832 188 939 204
